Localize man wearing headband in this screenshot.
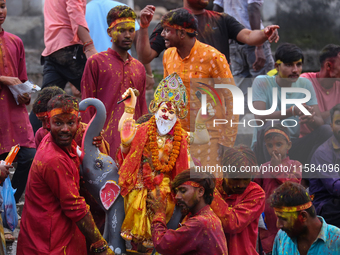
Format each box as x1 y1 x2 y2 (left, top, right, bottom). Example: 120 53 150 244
301 44 340 126
309 104 340 228
252 43 332 165
81 5 148 159
147 169 228 255
17 94 114 255
270 181 340 254
210 145 265 255
137 2 279 65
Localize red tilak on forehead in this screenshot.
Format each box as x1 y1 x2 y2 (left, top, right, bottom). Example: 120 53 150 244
165 102 173 109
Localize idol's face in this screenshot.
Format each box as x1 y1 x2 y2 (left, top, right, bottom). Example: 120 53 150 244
157 102 176 121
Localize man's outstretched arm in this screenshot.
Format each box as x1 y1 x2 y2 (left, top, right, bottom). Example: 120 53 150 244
136 5 159 64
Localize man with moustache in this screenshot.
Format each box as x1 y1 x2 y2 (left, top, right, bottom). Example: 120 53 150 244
147 169 228 255
116 73 215 249
81 5 148 158
252 43 332 165
309 104 340 228
17 94 113 255
271 181 340 255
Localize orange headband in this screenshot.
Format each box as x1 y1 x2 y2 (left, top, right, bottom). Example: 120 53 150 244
49 108 79 118
109 17 135 29
182 181 201 188
265 129 290 142
162 22 196 34
36 111 48 118
274 201 312 213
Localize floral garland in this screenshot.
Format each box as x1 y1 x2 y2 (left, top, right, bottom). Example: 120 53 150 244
147 115 182 173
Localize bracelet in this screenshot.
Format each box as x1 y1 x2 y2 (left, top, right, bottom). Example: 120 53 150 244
146 72 154 79
140 23 149 29
121 141 132 148
125 106 135 114
90 239 108 253
195 123 206 130
83 40 94 53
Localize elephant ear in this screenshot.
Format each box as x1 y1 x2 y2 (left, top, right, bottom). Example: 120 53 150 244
99 180 121 210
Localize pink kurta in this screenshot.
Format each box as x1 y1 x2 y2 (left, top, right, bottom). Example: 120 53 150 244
211 181 265 255
300 73 340 137
81 48 148 158
254 156 302 253
17 133 89 255
0 30 35 155
42 0 88 56
151 205 228 255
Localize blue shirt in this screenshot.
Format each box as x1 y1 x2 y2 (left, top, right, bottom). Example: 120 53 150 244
309 136 340 213
85 0 140 53
273 217 340 255
251 75 317 148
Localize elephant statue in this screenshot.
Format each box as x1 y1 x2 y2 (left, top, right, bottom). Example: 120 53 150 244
79 98 126 255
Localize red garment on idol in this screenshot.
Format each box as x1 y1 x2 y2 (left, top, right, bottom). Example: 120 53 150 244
211 180 265 255
254 156 302 253
151 205 228 255
81 48 148 158
0 30 35 155
17 133 89 255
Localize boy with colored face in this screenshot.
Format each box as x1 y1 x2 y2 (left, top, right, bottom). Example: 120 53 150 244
254 124 302 254
81 5 148 159
252 43 332 165
17 94 113 255
0 0 36 205
270 182 340 255
146 169 228 255
309 104 340 228
210 145 265 255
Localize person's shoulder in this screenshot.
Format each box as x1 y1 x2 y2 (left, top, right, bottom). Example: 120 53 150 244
248 181 265 195
3 31 24 44
300 72 317 79
295 76 313 88
253 75 275 87
312 136 333 158
326 221 340 239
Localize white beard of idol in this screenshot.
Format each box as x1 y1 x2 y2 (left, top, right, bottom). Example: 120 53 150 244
155 111 177 136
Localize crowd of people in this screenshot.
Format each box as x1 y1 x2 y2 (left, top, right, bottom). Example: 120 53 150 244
0 0 340 254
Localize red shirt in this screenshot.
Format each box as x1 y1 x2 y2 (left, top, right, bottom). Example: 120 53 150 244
81 48 148 158
17 133 89 255
254 157 302 253
151 205 228 255
0 30 35 155
211 181 265 255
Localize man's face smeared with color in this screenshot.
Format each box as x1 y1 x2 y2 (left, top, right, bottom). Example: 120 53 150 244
109 21 135 51
155 102 177 135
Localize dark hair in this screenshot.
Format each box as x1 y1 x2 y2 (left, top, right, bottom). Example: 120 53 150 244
172 169 215 205
275 43 304 64
161 8 198 37
107 5 136 27
330 103 340 123
136 113 154 124
32 86 65 114
319 44 340 66
47 94 79 112
221 145 257 178
264 123 290 143
270 181 316 217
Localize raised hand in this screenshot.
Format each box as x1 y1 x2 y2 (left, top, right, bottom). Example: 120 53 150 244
264 25 280 43
270 151 282 167
140 5 156 28
120 118 137 146
122 87 137 109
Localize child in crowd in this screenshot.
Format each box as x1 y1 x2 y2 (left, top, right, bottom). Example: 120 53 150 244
254 124 302 254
